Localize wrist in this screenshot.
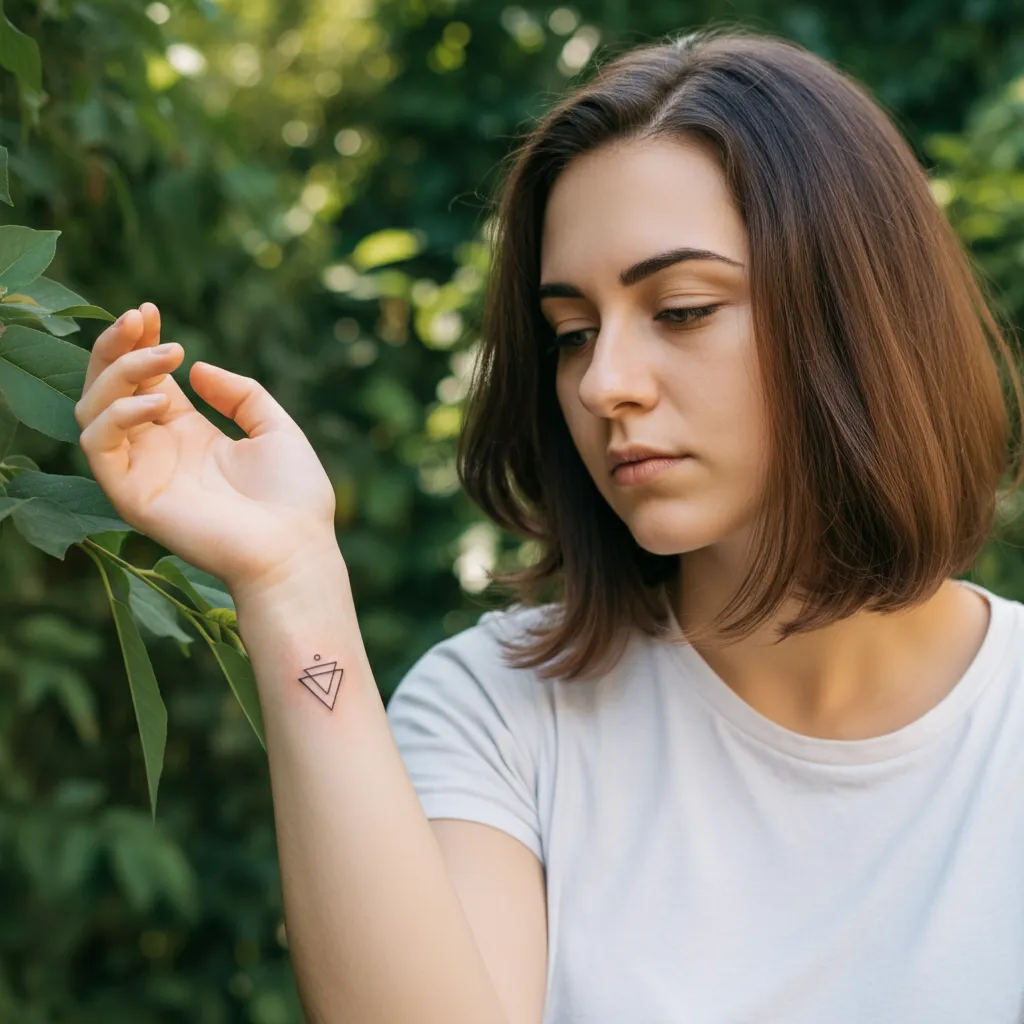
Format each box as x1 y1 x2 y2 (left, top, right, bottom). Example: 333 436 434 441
230 535 349 611
229 544 376 708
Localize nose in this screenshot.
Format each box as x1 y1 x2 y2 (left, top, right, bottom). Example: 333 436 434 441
575 314 658 419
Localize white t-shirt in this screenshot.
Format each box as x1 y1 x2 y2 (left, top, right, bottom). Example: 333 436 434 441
385 579 1024 1023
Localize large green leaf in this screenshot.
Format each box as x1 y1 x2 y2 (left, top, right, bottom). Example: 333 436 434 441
0 323 87 441
0 2 41 101
93 560 167 821
4 470 132 558
209 641 266 751
0 226 59 291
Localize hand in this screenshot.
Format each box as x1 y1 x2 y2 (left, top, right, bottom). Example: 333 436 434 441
75 303 340 593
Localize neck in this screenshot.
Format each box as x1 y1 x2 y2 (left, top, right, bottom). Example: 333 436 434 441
672 543 991 740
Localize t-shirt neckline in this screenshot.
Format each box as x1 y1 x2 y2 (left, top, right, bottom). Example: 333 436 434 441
659 580 1016 765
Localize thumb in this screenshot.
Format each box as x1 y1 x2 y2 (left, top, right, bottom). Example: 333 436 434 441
189 361 297 439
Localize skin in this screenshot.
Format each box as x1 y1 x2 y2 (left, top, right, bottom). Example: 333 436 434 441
73 303 339 593
540 135 991 740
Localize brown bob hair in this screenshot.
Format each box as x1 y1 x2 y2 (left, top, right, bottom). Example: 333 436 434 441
456 28 1024 681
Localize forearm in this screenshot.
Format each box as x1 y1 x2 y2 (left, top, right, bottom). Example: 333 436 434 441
231 545 508 1024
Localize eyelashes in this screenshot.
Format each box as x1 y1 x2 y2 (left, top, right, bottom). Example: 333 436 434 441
545 303 724 353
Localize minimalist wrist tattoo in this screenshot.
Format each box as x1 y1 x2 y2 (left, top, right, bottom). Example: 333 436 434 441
298 653 344 710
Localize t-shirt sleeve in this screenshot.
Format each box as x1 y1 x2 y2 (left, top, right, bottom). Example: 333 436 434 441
385 609 546 863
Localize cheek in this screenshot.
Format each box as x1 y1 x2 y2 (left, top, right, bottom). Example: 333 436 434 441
700 317 767 451
556 366 586 438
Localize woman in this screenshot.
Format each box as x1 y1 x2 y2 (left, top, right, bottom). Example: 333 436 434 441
74 28 1024 1024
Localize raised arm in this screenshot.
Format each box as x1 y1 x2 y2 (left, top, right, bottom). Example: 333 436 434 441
73 303 546 1024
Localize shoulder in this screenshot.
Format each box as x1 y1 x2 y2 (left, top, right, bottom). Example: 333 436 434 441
384 604 559 862
400 601 559 679
386 601 560 731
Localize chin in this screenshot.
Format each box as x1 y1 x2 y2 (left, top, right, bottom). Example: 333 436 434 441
620 500 730 557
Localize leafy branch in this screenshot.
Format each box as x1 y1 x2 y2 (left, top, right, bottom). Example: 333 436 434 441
0 132 266 821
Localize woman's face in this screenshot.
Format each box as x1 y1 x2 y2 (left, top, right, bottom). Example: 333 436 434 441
540 135 769 560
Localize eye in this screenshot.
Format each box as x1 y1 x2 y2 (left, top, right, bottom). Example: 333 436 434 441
546 326 598 354
654 303 723 327
546 304 723 354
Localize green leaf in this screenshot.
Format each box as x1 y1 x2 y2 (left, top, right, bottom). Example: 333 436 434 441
0 2 41 101
209 640 265 751
0 494 24 524
2 452 38 473
0 226 60 291
1 300 112 321
48 304 113 320
152 555 235 612
151 557 213 611
2 277 113 323
0 323 88 441
15 276 88 311
88 529 127 556
38 315 80 337
4 471 132 558
94 559 167 821
0 309 81 336
0 145 10 206
127 572 195 646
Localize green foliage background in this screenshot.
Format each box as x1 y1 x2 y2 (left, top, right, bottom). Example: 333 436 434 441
0 0 1023 1021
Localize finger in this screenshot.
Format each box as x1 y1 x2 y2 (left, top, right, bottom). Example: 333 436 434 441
78 392 169 465
138 301 162 350
190 361 297 439
83 308 144 395
75 342 184 430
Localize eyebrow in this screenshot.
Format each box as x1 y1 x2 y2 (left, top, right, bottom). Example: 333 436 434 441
538 246 744 300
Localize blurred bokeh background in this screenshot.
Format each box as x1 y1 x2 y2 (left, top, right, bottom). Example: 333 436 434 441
1 1 1023 1021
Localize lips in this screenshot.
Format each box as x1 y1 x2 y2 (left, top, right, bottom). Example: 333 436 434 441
611 454 690 485
605 445 689 474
